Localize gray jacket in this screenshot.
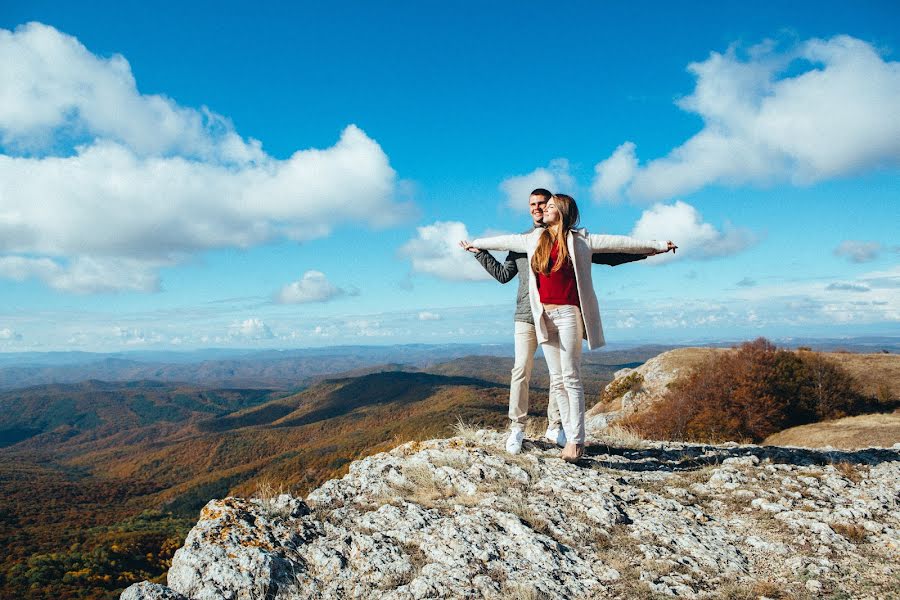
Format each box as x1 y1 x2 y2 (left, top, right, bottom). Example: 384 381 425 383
475 232 648 325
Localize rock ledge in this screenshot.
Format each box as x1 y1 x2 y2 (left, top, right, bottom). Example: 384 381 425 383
123 431 900 599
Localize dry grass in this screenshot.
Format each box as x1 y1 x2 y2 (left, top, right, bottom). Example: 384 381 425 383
452 418 485 444
594 424 648 448
523 417 549 440
764 412 900 449
395 463 454 507
494 581 550 600
827 352 900 400
832 522 869 543
501 500 554 537
719 580 797 600
253 478 292 518
832 460 866 482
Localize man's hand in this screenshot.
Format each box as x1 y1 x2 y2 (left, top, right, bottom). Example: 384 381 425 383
459 240 480 253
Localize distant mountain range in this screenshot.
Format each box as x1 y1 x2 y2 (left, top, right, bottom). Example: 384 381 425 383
0 344 517 391
2 337 894 392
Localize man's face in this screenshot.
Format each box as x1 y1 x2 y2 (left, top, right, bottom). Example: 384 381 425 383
528 195 548 225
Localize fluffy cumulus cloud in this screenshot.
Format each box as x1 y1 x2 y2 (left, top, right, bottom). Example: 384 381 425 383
590 142 637 203
276 270 356 304
0 23 411 293
834 240 883 263
418 311 441 321
228 318 274 340
630 201 757 262
399 221 494 281
113 326 163 345
499 158 574 211
592 35 900 202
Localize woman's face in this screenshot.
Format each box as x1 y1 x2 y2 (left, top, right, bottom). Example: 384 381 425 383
542 199 560 225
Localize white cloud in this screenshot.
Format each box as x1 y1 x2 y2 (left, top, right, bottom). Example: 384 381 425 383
0 22 262 162
499 158 574 212
736 277 757 287
276 270 355 304
591 35 900 202
0 23 412 294
113 326 163 345
0 328 22 341
826 282 870 292
834 240 883 263
0 255 163 293
418 311 441 321
399 221 495 281
591 142 637 202
228 318 274 340
630 201 757 261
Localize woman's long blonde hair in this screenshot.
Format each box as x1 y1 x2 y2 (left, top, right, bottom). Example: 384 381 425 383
531 194 580 276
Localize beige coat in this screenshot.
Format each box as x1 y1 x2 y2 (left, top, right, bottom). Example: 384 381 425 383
471 229 667 350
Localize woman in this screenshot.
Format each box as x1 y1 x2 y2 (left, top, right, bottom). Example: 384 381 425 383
461 194 675 461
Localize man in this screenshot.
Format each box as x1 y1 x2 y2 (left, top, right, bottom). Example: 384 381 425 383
468 188 646 454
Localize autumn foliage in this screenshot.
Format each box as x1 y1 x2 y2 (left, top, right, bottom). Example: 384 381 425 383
622 338 884 443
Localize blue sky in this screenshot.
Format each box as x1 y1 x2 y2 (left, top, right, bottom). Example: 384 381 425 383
0 1 898 351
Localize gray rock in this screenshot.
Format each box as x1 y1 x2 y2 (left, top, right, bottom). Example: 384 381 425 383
122 432 900 600
120 582 189 600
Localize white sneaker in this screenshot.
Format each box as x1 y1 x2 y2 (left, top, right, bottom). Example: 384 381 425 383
505 430 525 454
545 427 566 448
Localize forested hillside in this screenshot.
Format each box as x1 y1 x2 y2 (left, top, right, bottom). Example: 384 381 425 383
0 369 520 599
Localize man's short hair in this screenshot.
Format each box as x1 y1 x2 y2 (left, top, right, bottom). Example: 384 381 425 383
530 188 552 200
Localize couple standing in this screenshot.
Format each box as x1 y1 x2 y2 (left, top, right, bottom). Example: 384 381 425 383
460 189 675 461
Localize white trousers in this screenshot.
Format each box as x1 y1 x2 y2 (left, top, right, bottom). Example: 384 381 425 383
509 321 562 432
541 305 585 444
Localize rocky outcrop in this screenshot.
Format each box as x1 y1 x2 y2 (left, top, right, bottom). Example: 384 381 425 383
122 429 900 599
585 347 720 430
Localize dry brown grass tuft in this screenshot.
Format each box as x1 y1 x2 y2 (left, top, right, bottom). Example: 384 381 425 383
523 417 548 440
494 580 550 600
595 424 648 448
452 418 484 444
832 522 868 543
832 460 866 483
719 580 796 600
501 500 554 538
253 478 291 518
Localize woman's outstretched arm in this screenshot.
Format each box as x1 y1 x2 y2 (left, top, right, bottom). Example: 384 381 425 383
586 233 675 255
464 234 529 253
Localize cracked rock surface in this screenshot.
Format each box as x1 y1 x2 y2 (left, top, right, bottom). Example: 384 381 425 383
122 431 900 599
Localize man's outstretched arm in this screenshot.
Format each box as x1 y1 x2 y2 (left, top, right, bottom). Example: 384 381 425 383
475 250 522 283
592 252 648 266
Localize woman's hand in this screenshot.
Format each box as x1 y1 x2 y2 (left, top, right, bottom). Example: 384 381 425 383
650 241 678 256
459 240 479 253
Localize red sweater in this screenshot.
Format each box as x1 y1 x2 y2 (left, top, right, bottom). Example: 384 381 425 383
536 244 579 306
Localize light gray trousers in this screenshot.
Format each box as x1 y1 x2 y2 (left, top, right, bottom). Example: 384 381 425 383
509 321 563 432
541 305 585 444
